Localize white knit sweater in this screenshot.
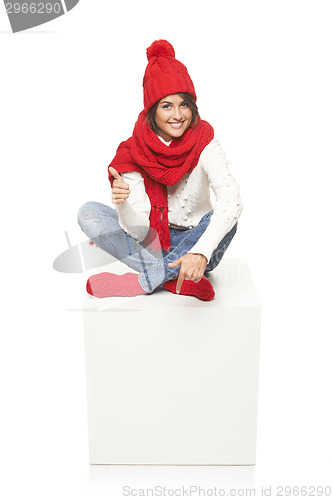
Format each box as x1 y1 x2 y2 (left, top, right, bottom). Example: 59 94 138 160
113 137 243 262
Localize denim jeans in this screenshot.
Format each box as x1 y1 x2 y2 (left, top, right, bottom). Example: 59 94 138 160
77 201 237 293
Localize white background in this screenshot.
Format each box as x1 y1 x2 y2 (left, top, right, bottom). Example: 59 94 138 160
1 1 332 498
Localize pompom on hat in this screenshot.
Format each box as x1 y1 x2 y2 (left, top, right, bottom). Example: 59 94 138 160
143 40 197 112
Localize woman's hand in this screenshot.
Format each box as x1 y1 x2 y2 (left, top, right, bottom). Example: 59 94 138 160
168 253 208 294
109 166 130 205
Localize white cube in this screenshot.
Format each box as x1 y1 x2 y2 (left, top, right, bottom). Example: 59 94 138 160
83 259 261 465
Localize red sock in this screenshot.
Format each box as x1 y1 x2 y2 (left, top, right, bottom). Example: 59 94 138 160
86 272 146 298
163 276 215 301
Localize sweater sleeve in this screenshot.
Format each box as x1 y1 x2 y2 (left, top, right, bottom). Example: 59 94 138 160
188 139 243 261
112 171 151 242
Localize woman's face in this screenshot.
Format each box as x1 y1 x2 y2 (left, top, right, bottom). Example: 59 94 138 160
155 94 193 142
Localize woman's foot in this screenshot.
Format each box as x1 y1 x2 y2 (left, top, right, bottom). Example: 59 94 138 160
163 276 215 301
86 272 146 298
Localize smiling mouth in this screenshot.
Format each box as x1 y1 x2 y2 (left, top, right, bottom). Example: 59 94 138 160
168 121 185 129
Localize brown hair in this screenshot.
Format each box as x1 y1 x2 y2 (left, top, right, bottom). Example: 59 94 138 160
146 92 199 133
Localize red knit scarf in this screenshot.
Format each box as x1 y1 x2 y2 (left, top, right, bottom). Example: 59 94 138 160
108 110 214 250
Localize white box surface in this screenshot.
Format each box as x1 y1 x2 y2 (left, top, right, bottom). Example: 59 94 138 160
83 258 261 465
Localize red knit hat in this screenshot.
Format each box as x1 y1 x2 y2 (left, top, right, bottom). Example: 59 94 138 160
143 40 197 112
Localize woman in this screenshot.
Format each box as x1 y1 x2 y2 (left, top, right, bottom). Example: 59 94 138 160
78 40 243 301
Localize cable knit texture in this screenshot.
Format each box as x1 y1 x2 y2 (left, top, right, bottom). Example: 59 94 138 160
116 138 243 262
143 39 196 111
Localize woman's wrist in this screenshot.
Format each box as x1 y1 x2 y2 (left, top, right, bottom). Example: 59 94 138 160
187 252 208 264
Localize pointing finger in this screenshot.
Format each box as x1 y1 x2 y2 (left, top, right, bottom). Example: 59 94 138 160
176 272 185 294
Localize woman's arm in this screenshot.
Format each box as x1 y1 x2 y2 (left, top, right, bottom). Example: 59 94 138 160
167 139 242 292
188 139 243 261
109 167 151 242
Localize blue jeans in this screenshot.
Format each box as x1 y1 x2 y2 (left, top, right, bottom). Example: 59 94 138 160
77 202 237 293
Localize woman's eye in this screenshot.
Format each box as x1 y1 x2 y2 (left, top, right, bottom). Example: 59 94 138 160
181 102 188 107
162 104 171 109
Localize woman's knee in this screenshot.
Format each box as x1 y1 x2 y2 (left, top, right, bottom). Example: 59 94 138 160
77 201 99 229
220 222 238 249
229 222 238 238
